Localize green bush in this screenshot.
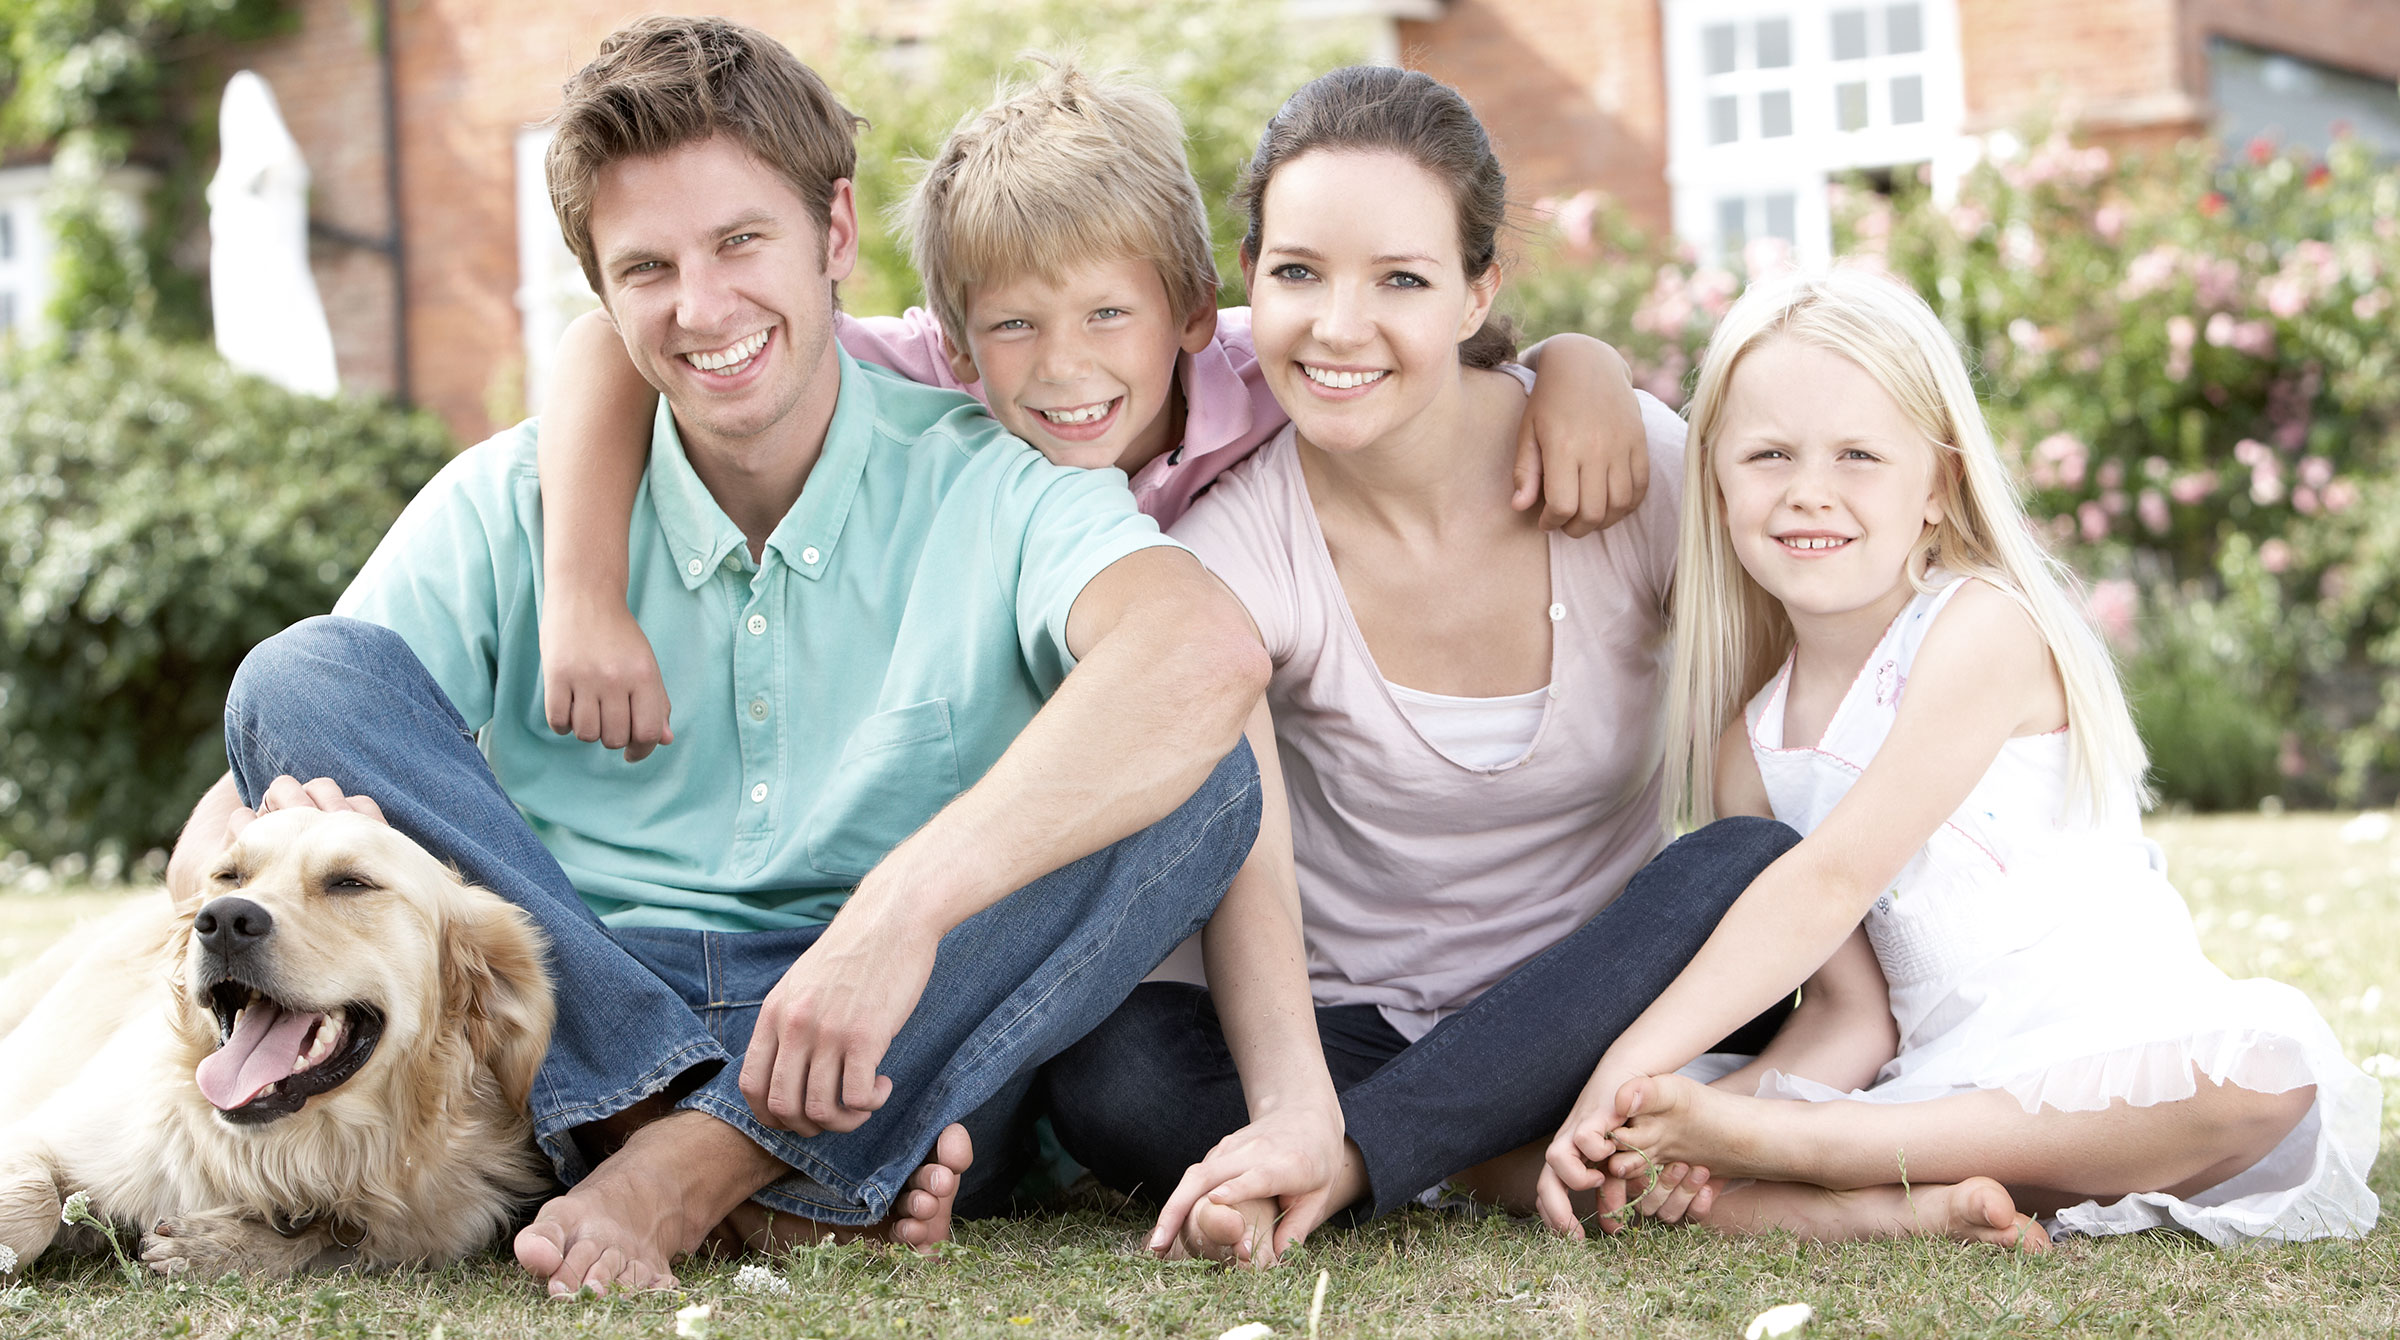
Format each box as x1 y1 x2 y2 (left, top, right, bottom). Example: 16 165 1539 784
0 337 452 860
1508 131 2400 807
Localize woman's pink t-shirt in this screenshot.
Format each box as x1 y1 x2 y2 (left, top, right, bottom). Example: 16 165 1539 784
1168 392 1688 1040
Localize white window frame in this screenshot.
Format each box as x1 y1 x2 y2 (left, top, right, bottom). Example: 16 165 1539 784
1665 0 1966 264
514 127 601 419
0 165 57 346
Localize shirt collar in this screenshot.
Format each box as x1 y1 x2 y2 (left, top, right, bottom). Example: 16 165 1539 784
646 347 877 589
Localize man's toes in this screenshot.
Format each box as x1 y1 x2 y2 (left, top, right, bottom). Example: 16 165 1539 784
904 1160 956 1199
515 1219 568 1280
933 1123 973 1175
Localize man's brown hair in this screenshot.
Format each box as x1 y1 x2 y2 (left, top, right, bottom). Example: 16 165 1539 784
546 16 866 291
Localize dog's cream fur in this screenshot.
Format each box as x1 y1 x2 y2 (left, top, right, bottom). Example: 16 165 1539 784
0 808 555 1277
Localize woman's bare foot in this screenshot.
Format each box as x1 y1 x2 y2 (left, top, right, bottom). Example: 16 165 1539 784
1608 1073 1805 1183
1710 1176 2050 1250
1167 1195 1279 1266
515 1110 783 1297
707 1124 975 1259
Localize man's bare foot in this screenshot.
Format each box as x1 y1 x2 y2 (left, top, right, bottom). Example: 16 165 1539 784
1608 1073 1802 1183
1167 1195 1278 1266
707 1123 975 1259
1711 1176 2051 1250
516 1111 783 1297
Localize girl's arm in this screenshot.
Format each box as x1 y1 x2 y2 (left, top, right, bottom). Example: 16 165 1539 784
537 308 671 760
1147 698 1345 1265
1515 335 1648 537
1702 927 1896 1098
1693 723 1897 1097
1535 580 2065 1236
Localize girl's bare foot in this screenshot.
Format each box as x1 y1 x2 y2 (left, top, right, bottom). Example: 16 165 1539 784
1169 1195 1279 1266
1710 1175 2050 1250
1608 1073 1802 1183
707 1123 974 1259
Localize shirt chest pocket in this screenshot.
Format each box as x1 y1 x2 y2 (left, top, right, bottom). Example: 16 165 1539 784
805 699 963 879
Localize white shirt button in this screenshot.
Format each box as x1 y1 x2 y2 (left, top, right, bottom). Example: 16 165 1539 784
801 545 821 566
749 782 769 804
686 557 705 578
746 614 767 636
1548 602 1566 622
723 552 742 571
749 697 769 721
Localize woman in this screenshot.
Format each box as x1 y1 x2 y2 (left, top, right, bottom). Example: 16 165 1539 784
1041 66 1799 1261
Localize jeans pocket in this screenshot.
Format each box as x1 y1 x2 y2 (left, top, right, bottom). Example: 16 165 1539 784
804 699 962 878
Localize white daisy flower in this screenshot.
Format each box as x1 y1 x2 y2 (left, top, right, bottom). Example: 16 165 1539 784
732 1263 791 1295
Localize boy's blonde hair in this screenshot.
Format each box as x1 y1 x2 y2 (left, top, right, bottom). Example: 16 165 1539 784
899 56 1219 352
1665 266 2150 827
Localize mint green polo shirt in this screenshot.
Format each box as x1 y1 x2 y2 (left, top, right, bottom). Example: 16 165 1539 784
335 349 1180 931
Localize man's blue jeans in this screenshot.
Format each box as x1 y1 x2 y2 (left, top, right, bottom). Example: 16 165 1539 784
1041 817 1801 1221
224 616 1261 1225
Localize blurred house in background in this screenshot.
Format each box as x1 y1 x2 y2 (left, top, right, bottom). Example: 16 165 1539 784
3 0 2386 446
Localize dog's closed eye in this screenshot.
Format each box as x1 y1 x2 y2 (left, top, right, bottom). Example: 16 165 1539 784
321 872 378 896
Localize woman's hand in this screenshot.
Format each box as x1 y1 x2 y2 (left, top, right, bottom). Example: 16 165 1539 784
1147 1097 1347 1267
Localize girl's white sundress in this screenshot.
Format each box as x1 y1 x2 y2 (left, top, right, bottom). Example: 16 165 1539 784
1740 575 2380 1244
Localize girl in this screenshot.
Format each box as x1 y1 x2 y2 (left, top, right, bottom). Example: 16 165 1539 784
1535 267 2380 1248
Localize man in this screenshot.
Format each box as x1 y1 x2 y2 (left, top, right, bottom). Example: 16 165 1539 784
167 16 1268 1295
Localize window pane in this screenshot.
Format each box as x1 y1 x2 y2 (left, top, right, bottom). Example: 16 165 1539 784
1717 197 1749 249
1837 81 1870 131
1891 74 1925 124
1759 89 1794 138
1764 192 1797 242
1831 9 1869 60
1710 94 1740 145
1704 23 1738 75
0 211 12 262
1886 3 1924 54
1756 17 1792 69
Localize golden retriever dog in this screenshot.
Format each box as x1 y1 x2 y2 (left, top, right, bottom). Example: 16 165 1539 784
0 808 554 1277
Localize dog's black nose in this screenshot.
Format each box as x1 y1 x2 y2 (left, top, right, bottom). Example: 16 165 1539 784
194 897 275 952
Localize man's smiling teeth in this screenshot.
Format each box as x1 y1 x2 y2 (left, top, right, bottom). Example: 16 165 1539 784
1782 536 1851 550
684 330 767 372
1302 365 1386 390
1039 400 1116 425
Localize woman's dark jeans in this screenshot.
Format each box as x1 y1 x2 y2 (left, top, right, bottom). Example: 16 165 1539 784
1041 816 1801 1221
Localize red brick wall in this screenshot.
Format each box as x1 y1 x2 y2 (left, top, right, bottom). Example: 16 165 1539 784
1399 0 1673 234
1957 0 2194 135
230 0 856 444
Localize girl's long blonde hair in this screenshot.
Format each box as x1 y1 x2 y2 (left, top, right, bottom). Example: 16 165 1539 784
1664 266 2150 828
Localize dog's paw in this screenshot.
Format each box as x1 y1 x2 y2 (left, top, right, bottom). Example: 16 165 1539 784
141 1212 319 1279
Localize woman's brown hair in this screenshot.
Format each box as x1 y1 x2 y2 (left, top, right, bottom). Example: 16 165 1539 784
1234 66 1517 369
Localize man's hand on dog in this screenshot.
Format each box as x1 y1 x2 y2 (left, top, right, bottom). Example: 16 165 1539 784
739 896 937 1137
231 776 390 840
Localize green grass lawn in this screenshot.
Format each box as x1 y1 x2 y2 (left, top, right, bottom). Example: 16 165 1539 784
3 812 2398 1338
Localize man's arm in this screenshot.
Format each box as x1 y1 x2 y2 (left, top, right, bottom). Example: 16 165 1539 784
740 545 1271 1133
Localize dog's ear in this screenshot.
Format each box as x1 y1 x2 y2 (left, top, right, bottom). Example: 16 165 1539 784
439 889 556 1115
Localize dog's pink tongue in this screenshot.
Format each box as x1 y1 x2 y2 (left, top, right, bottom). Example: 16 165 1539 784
195 1002 318 1110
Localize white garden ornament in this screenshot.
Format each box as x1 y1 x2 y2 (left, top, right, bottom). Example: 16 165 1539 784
208 71 340 397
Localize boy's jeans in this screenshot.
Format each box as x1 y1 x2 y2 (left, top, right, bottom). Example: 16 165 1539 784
224 616 1260 1224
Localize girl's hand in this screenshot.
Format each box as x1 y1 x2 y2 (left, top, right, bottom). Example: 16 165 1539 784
1534 1062 1645 1238
1147 1098 1347 1267
540 593 674 761
1513 334 1649 537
